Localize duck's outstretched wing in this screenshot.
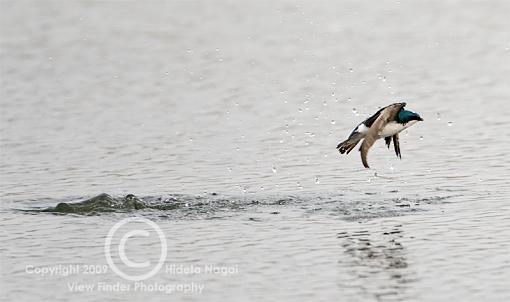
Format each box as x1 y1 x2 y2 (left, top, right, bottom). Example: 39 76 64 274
360 103 406 168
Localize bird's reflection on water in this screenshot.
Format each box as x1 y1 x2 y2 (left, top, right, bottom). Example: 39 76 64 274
337 225 414 301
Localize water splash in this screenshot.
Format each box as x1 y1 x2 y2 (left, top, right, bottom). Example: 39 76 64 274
23 192 458 220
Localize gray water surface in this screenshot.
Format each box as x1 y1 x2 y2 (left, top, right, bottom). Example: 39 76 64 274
1 0 510 301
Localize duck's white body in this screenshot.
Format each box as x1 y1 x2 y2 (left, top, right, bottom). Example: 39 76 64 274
354 120 417 138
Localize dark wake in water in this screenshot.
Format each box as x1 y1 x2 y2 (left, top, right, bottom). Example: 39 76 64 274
41 193 176 213
24 191 459 220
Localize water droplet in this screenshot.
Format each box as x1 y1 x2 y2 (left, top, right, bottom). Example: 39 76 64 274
189 138 193 142
436 113 441 120
227 167 232 173
352 108 357 114
236 146 240 151
419 136 424 140
315 177 320 184
349 68 354 72
330 120 336 125
447 121 453 127
272 167 277 174
323 101 328 106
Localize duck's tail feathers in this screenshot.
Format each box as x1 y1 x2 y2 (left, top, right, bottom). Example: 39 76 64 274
337 133 364 155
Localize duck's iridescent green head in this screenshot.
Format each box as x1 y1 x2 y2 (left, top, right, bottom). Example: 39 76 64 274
398 109 423 123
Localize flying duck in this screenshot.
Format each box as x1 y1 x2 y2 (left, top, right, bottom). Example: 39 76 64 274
336 102 423 168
